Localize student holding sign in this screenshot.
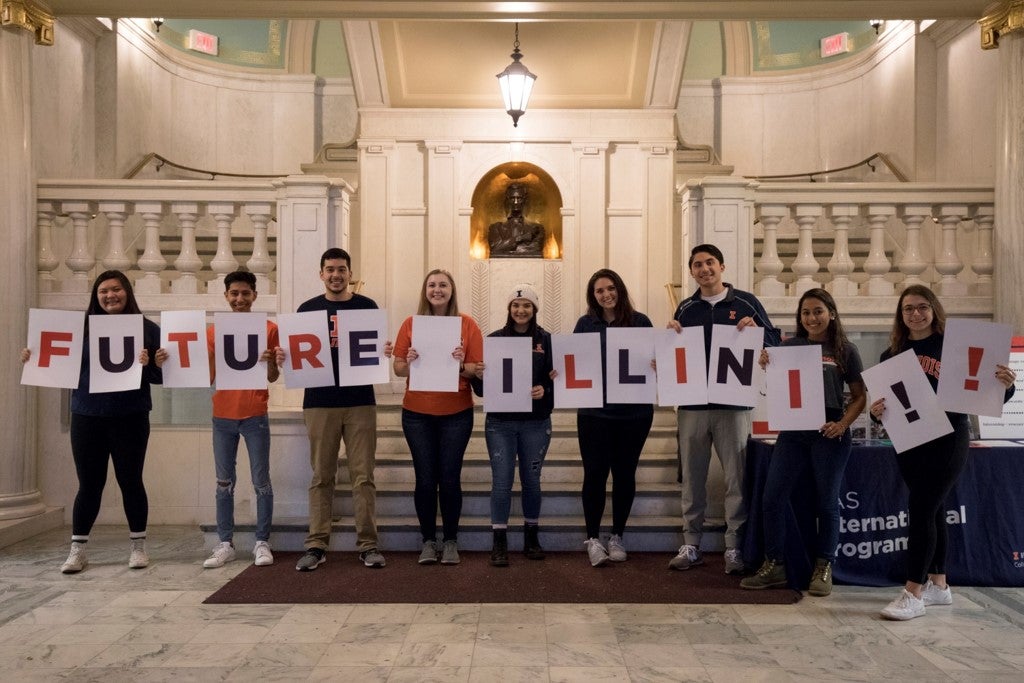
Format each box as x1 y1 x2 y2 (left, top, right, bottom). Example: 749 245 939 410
872 285 1016 620
669 244 780 574
740 289 865 596
393 269 484 566
291 248 389 572
203 271 282 570
21 271 166 574
471 284 554 566
571 269 654 567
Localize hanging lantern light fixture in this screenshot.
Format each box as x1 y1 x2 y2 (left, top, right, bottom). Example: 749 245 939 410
496 23 536 127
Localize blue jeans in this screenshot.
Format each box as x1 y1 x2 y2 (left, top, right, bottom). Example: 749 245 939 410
761 428 852 564
402 408 474 542
212 415 273 543
485 416 551 525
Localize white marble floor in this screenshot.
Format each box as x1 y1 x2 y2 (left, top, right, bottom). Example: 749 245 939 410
2 526 1023 682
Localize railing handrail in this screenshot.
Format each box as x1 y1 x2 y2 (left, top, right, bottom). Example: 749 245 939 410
751 181 993 207
123 152 289 180
38 178 279 204
745 152 909 183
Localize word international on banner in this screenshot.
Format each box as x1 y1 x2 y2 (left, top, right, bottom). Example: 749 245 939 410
937 318 1013 418
276 311 334 389
409 315 461 392
88 314 144 394
21 309 85 389
160 310 209 388
335 309 390 387
708 324 764 407
213 312 268 390
655 327 708 407
862 349 952 453
606 328 657 404
551 333 603 409
765 345 826 431
482 336 533 413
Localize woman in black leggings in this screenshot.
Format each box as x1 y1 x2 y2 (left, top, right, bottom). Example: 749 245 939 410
23 270 165 573
570 269 654 567
872 285 1015 620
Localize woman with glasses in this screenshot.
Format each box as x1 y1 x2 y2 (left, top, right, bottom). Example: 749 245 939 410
872 285 1016 620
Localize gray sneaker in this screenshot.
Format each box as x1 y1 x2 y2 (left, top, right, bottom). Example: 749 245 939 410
585 538 609 567
440 540 460 565
295 548 326 572
359 548 386 568
418 540 439 565
668 544 703 571
607 534 627 562
723 547 745 575
61 542 87 574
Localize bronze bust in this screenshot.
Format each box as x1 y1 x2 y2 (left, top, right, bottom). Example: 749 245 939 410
488 183 545 257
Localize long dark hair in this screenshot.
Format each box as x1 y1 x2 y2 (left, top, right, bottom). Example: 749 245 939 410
585 268 636 326
86 270 142 316
794 288 849 371
889 284 945 354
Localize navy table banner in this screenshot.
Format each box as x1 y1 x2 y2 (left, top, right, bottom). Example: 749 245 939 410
744 438 1024 589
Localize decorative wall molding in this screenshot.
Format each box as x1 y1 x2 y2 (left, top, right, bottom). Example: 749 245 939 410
1 0 54 45
980 0 1024 49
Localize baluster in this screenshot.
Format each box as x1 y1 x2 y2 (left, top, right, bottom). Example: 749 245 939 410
970 206 994 296
62 201 95 293
36 201 59 293
245 203 274 294
861 205 895 296
98 201 132 272
934 204 968 296
790 204 821 297
898 205 930 288
826 204 858 296
208 202 239 293
755 205 786 296
171 202 202 295
134 202 166 294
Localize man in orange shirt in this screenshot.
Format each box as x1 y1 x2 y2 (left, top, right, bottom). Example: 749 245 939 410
203 271 281 568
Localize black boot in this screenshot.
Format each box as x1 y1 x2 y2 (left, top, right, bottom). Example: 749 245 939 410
490 528 509 567
523 523 545 560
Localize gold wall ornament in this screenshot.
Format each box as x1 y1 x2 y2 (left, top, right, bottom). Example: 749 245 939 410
980 0 1024 49
0 0 54 46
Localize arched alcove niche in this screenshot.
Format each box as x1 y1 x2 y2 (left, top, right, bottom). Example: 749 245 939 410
469 162 563 260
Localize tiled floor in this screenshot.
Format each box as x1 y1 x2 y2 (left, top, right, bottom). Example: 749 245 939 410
2 526 1023 681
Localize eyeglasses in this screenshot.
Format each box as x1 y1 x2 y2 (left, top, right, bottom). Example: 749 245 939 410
901 303 932 316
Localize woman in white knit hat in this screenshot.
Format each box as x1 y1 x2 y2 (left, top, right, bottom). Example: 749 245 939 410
472 284 554 566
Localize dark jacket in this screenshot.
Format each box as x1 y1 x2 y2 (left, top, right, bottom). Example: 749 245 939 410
71 317 163 416
471 324 554 421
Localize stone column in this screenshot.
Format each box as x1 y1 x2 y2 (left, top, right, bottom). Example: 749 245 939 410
0 26 47 525
983 2 1024 330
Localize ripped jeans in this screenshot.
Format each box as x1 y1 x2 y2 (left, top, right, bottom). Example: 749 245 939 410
485 416 551 525
212 415 273 543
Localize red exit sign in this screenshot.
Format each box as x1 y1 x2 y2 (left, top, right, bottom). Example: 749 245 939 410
188 29 219 56
820 32 850 58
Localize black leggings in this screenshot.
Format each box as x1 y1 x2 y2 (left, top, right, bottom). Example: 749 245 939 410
70 412 151 537
895 417 970 584
577 412 653 538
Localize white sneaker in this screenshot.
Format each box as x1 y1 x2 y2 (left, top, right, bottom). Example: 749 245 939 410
880 589 926 621
128 539 149 569
202 542 235 568
61 542 87 574
585 538 609 567
723 547 745 575
921 580 952 606
607 534 627 562
253 541 274 567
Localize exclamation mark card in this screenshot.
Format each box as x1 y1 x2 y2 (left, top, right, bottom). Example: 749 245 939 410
862 349 953 453
765 344 825 431
937 318 1013 418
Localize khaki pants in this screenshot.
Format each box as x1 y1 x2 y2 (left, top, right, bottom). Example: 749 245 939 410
303 406 378 551
677 409 750 549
